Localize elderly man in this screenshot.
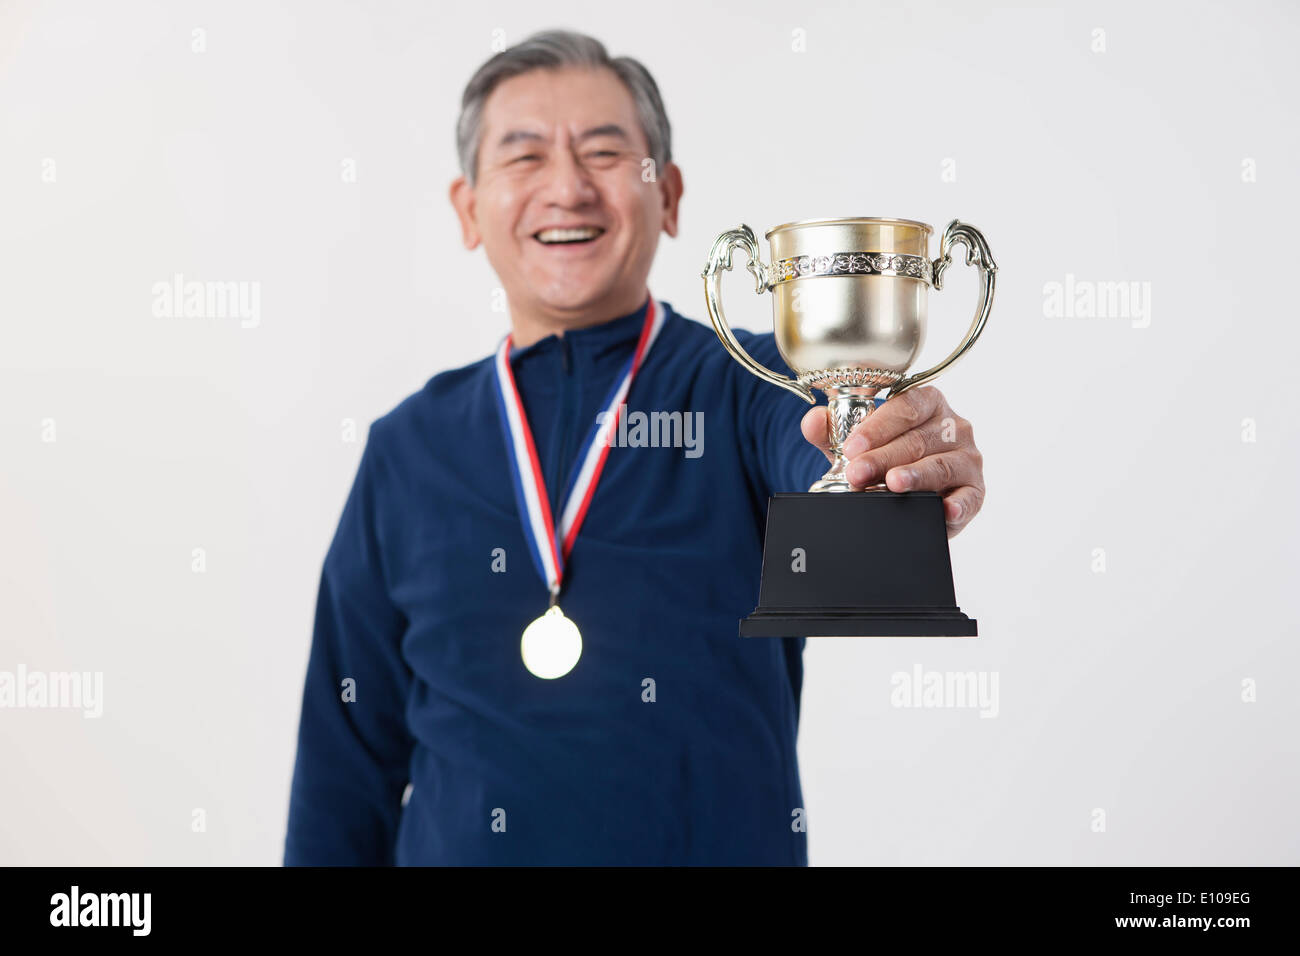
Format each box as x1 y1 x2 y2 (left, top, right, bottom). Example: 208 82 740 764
284 29 985 866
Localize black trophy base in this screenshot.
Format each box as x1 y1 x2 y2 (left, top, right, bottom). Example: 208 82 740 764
741 491 977 639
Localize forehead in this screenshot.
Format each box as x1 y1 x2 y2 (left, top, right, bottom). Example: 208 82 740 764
480 66 644 146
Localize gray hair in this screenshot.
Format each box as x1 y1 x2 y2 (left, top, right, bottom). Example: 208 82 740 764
456 29 672 186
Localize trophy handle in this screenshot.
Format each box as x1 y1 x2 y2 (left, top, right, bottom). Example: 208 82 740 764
702 224 816 404
890 219 998 398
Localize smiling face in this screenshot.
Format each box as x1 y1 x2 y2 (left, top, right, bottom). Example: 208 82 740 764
450 66 683 341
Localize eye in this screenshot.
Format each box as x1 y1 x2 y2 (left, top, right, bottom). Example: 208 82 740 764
582 149 622 167
511 153 541 164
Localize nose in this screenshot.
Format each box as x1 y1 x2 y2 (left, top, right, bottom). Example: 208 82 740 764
537 143 599 208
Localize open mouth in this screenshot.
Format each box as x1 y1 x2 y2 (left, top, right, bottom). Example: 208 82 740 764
532 226 606 246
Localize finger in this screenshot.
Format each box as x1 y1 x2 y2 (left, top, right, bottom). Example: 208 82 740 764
884 450 983 495
940 485 985 538
841 385 947 458
800 405 834 463
844 419 954 488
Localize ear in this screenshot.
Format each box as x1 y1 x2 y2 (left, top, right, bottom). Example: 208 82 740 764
657 162 684 239
448 176 481 249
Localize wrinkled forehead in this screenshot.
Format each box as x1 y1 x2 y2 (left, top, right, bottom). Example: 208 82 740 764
479 66 646 153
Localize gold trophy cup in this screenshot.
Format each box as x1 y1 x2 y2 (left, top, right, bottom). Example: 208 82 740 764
702 217 996 637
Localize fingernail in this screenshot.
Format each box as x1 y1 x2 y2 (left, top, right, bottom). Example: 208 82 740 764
847 459 872 485
949 500 963 521
842 435 867 457
893 468 916 490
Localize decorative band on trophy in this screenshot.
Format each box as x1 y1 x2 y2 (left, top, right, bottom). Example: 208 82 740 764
768 251 934 285
796 367 904 391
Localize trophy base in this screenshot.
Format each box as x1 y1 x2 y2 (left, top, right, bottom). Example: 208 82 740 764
741 609 976 638
741 491 977 639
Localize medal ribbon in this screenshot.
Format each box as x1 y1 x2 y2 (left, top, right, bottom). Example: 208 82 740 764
493 295 666 598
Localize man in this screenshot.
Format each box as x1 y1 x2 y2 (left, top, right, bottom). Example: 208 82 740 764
284 29 985 866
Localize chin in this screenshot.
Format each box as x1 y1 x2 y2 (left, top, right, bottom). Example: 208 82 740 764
534 276 616 310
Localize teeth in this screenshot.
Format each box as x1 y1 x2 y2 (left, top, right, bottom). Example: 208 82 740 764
536 227 603 243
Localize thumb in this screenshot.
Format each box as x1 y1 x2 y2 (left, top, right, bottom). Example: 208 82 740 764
800 405 835 464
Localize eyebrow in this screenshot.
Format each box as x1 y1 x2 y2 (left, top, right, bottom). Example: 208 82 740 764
494 123 632 150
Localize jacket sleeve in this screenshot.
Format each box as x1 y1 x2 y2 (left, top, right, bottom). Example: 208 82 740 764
284 426 414 866
728 331 826 724
734 330 830 496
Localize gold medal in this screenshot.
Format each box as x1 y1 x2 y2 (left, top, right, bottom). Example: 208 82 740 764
520 604 582 679
493 295 665 679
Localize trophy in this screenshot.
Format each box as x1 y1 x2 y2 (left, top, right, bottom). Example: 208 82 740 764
702 217 996 637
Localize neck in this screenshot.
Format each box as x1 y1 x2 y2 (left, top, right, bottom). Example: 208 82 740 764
509 287 649 349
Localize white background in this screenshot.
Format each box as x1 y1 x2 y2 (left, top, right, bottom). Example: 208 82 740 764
2 0 1297 865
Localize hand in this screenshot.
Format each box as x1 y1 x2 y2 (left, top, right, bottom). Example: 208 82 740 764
800 385 985 538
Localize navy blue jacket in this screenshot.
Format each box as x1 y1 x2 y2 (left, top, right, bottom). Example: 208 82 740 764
284 294 828 865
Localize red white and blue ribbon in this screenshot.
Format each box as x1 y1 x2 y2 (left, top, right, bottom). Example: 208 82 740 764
493 295 666 597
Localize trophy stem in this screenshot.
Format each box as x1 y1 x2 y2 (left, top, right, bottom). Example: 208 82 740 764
810 388 884 493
